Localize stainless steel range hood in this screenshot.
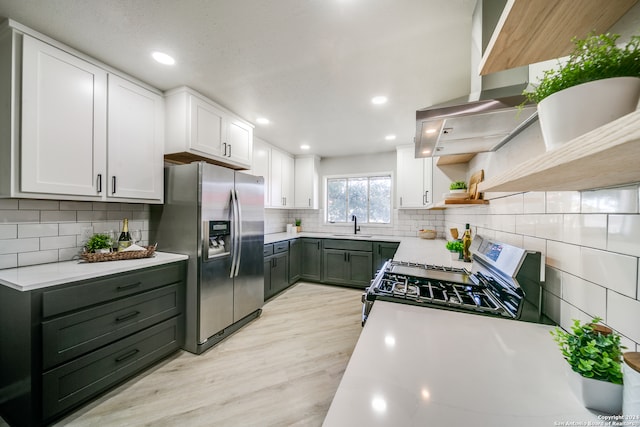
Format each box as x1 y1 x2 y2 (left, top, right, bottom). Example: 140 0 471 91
415 0 538 159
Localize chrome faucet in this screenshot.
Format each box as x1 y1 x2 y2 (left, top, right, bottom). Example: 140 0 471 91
351 215 361 235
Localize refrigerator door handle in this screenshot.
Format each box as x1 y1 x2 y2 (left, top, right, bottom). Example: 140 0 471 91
229 190 239 278
234 188 243 277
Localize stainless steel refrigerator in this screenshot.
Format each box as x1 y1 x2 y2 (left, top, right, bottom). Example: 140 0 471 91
150 162 264 354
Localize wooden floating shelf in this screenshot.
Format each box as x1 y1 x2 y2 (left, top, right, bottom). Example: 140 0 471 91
436 199 490 208
479 0 638 75
479 110 640 193
436 154 476 166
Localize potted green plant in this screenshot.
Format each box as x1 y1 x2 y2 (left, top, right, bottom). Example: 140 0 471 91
445 240 463 260
85 233 113 253
449 181 467 192
551 317 625 414
295 219 302 233
523 32 640 151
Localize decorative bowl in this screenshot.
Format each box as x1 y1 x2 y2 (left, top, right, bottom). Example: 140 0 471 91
418 229 437 239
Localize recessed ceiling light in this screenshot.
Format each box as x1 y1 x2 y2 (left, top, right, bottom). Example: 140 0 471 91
256 117 270 125
152 51 175 65
371 96 388 105
385 135 396 141
422 149 431 155
300 144 310 150
425 128 437 134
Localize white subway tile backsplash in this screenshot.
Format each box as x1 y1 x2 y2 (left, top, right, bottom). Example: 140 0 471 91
18 250 58 267
546 191 581 213
0 225 17 239
607 291 640 343
544 266 562 297
559 300 592 332
561 273 606 320
542 290 561 324
580 247 637 299
59 247 81 261
40 235 77 250
59 201 93 211
562 214 607 249
77 210 108 221
0 210 40 223
523 192 545 214
41 210 76 222
18 223 58 238
0 238 39 255
581 186 638 214
18 199 59 210
59 222 93 236
0 200 19 209
546 240 581 275
0 254 17 269
608 215 640 256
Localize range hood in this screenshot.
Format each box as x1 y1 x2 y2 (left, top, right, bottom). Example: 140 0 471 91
415 0 538 159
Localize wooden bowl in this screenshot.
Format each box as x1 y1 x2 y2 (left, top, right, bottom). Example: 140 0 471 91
418 230 437 239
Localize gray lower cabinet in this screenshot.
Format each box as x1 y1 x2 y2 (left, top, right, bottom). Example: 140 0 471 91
288 239 301 284
300 238 322 281
322 239 373 288
264 242 289 300
0 261 186 427
373 241 400 274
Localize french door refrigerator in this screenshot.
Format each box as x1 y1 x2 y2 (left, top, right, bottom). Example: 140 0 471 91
151 162 264 354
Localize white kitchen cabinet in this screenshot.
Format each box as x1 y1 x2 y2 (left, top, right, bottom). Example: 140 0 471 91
248 137 271 206
396 145 432 208
164 87 253 170
270 148 294 208
294 155 319 209
0 24 165 203
107 74 164 202
20 34 107 198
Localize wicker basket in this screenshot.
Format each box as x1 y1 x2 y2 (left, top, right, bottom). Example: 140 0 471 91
81 246 156 263
418 229 437 239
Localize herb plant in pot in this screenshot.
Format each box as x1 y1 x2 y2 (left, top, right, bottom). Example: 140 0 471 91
445 240 463 260
524 33 640 151
448 181 468 200
85 233 113 254
551 317 624 414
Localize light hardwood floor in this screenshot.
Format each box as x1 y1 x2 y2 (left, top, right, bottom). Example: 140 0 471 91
48 282 364 427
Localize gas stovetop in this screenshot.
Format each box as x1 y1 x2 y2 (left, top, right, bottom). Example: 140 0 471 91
362 237 547 326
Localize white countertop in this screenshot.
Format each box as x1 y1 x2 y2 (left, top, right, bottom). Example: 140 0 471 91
323 301 600 426
264 231 401 245
0 252 188 291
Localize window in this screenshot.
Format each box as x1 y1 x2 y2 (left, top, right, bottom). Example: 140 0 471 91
326 174 392 224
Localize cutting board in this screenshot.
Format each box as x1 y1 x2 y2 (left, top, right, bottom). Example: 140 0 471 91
468 170 484 200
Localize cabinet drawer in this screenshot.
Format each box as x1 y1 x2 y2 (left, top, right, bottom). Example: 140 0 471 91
42 316 183 420
42 263 185 317
273 241 289 254
263 244 274 257
42 283 184 370
322 239 372 252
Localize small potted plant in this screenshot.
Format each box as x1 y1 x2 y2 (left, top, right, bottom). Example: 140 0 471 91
85 233 113 254
295 219 302 233
551 317 625 414
445 240 463 260
523 32 640 151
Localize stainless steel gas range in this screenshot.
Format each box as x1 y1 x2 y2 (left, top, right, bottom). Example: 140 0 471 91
362 236 552 326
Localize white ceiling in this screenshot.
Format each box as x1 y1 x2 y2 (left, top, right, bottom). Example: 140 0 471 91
0 0 477 158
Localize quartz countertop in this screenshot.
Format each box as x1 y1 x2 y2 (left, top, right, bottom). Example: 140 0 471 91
0 252 188 291
264 231 402 245
323 301 601 426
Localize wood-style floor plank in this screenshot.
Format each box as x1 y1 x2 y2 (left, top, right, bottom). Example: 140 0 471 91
50 282 363 427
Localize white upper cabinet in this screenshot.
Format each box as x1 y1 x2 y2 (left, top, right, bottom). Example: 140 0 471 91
107 74 164 202
0 25 165 203
21 34 107 198
396 145 433 208
248 136 271 206
164 87 253 170
270 148 294 208
294 155 319 209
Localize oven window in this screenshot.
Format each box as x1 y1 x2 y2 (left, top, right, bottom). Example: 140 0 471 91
326 174 392 224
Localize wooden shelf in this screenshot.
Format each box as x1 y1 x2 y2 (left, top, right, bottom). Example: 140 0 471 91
435 199 489 208
478 110 640 193
436 154 476 166
479 0 638 76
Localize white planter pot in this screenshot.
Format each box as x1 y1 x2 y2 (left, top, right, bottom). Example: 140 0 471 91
538 76 640 151
566 365 623 414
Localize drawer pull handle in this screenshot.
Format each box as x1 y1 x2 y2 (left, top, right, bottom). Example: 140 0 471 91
117 282 142 292
115 348 139 363
115 311 140 322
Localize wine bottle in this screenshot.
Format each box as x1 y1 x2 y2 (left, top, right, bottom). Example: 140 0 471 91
117 218 132 251
462 223 472 262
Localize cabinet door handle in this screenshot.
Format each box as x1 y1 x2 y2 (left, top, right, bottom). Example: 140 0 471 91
308 198 311 207
117 282 142 292
228 144 232 157
400 196 403 206
115 348 140 363
97 174 102 194
223 142 227 156
317 241 320 250
112 176 117 194
115 311 140 323
423 190 430 205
